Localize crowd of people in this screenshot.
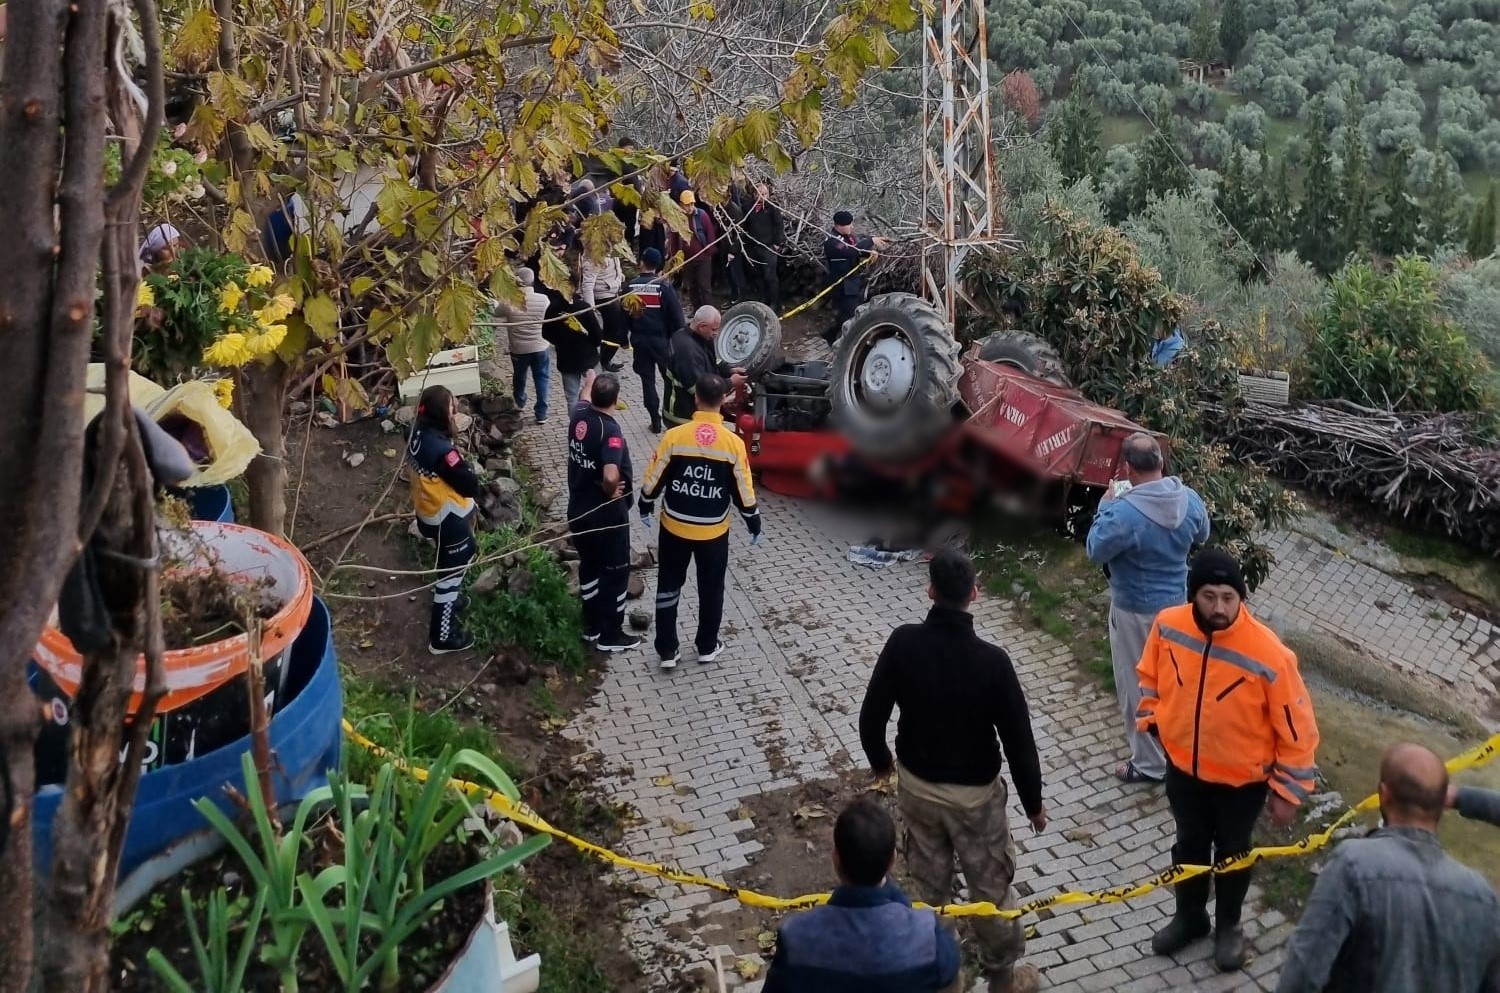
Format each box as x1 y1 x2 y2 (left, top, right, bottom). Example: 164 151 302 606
402 163 1500 992
416 157 886 660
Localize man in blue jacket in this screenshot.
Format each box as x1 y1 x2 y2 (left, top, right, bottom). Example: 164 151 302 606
763 800 960 993
1086 431 1209 783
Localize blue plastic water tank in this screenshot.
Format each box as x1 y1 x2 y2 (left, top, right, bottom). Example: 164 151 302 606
31 597 343 877
183 484 235 523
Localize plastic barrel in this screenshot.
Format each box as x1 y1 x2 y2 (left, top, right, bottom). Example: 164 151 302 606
182 484 235 523
32 596 343 877
34 521 313 715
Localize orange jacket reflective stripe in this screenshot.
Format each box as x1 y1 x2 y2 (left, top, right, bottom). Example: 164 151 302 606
1136 603 1320 805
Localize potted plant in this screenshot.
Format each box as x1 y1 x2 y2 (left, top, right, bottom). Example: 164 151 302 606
112 749 547 993
30 518 339 876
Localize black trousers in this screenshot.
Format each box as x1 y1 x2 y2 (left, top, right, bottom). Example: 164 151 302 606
631 334 671 423
573 513 630 640
417 512 476 645
747 250 780 309
1164 766 1268 929
681 258 713 312
598 297 627 366
725 252 748 301
654 528 729 657
828 292 860 341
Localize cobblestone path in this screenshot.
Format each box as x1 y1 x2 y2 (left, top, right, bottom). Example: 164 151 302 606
505 352 1492 992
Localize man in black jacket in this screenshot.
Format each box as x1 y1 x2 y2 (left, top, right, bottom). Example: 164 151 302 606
742 180 786 309
823 209 889 343
859 549 1047 993
663 306 747 428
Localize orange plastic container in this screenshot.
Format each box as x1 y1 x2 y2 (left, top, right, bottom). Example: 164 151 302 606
34 521 314 715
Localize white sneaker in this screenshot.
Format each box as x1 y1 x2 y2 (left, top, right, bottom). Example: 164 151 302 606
659 651 680 670
698 641 725 664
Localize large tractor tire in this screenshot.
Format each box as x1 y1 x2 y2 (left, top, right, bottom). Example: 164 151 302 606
828 293 962 464
976 330 1073 388
716 301 783 379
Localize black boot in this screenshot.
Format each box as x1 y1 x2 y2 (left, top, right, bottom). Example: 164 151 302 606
1214 926 1247 972
1151 875 1212 956
649 413 663 433
1152 910 1211 956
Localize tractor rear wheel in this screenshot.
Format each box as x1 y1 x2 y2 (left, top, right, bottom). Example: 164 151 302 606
976 331 1073 388
716 301 783 379
828 293 962 463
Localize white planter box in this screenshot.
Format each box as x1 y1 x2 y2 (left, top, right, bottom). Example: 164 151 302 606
1239 370 1290 406
400 345 482 402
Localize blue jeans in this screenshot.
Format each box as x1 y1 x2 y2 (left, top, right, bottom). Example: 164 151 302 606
561 370 585 410
512 350 550 419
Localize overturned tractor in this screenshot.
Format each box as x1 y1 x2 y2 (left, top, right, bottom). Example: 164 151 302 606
713 292 1164 532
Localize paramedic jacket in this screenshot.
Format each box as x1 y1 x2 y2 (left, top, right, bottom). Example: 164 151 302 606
623 271 686 341
638 413 761 542
567 400 632 529
408 425 479 526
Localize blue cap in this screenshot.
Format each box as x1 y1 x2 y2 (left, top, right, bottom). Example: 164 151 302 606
641 247 663 268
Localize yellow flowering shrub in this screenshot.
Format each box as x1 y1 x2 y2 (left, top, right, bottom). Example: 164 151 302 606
135 248 301 381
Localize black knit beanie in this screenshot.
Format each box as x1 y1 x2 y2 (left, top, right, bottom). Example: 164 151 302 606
1187 548 1248 601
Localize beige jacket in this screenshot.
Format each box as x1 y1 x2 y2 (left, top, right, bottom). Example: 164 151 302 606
496 289 550 355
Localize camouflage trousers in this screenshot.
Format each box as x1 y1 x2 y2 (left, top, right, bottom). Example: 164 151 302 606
897 767 1025 990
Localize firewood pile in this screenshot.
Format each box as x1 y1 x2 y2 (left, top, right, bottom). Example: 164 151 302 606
1220 398 1500 555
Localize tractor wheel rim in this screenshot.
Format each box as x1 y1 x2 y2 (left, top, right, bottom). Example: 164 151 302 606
719 314 759 366
853 326 915 412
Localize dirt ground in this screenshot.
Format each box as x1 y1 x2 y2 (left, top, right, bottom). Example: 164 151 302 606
668 773 890 985
285 412 643 989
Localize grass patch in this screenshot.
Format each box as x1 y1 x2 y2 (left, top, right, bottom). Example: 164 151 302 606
493 879 615 993
342 674 523 784
972 515 1114 689
1254 857 1319 916
1101 114 1150 147
530 680 562 718
465 528 587 671
1251 793 1335 916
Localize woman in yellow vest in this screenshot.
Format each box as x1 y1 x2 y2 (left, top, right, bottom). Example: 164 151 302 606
407 385 479 653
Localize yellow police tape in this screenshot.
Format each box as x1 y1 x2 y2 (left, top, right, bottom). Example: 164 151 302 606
778 254 875 321
344 720 1499 920
603 254 877 350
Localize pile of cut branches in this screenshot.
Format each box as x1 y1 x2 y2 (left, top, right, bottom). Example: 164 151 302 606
1220 398 1500 555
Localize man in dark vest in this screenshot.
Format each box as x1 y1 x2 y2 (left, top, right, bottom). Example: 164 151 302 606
823 209 888 343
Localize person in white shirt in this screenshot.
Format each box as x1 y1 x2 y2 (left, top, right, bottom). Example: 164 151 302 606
583 250 626 373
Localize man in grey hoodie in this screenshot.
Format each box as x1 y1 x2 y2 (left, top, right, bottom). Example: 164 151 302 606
1086 432 1210 783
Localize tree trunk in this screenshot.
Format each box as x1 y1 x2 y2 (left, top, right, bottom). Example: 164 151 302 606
242 360 292 536
0 0 108 985
40 423 162 993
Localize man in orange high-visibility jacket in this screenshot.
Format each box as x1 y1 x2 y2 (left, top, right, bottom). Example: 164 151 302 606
1137 548 1319 974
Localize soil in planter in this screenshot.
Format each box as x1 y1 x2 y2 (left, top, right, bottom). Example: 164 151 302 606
159 567 280 650
112 817 488 992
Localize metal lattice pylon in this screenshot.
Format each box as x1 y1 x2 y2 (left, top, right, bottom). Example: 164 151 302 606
920 0 1011 322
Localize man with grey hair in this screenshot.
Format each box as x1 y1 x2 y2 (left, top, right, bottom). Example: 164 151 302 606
1086 431 1209 783
494 266 552 424
663 305 747 427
